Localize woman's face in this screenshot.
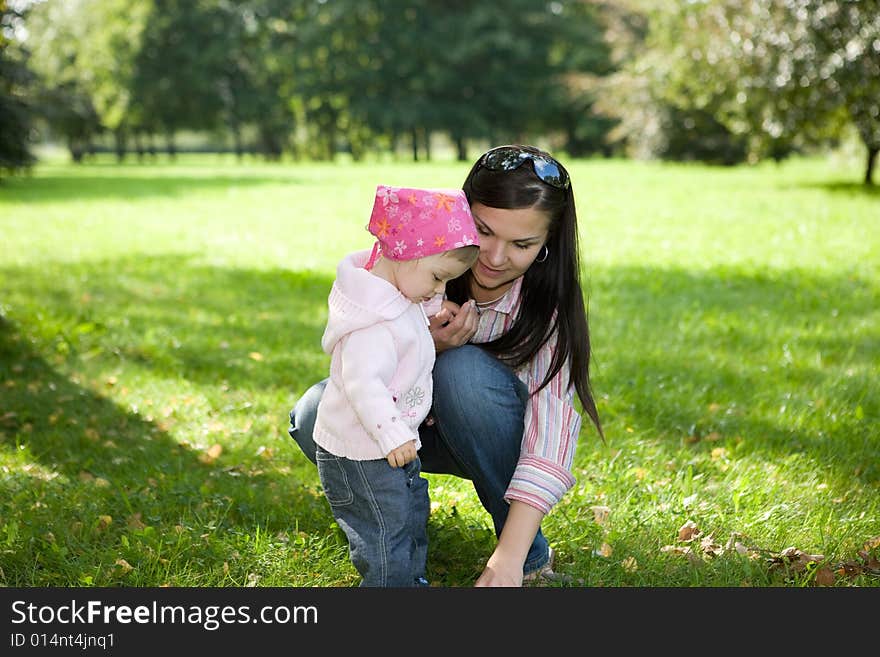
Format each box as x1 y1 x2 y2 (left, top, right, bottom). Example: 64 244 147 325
469 202 551 295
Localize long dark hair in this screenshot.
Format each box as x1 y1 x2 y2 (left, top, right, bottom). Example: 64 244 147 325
447 145 603 439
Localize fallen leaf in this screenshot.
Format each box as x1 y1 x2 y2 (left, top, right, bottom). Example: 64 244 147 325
95 515 113 531
591 505 611 525
248 352 264 361
114 559 133 574
199 444 223 464
699 534 723 555
678 520 700 541
814 567 835 586
127 513 146 530
622 556 638 572
776 546 825 572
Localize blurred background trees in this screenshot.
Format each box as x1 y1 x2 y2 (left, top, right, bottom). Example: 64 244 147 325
2 0 877 183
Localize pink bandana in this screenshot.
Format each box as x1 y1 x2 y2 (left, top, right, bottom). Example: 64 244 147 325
364 185 479 269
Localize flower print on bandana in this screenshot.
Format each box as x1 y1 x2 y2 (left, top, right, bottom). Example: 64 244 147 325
432 193 456 212
366 186 480 263
377 186 399 206
455 234 476 248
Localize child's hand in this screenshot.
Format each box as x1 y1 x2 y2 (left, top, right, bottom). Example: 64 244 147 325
386 440 417 467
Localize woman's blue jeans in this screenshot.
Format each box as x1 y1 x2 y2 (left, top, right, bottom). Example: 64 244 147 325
289 344 551 576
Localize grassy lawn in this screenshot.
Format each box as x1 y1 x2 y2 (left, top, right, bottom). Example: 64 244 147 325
1 153 877 587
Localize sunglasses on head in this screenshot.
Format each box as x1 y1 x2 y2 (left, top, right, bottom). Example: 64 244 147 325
478 145 571 190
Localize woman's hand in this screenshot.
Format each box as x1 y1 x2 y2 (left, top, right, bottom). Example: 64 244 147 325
473 502 544 588
474 553 524 587
428 299 478 352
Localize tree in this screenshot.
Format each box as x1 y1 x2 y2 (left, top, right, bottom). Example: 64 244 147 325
130 0 229 156
625 0 880 183
25 0 104 162
76 0 150 160
212 0 300 160
0 1 36 176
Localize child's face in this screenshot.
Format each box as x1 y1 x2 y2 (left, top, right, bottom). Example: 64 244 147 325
395 252 471 304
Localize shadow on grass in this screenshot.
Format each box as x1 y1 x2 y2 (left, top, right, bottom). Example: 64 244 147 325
0 170 308 203
784 180 880 197
0 314 334 587
1 254 332 395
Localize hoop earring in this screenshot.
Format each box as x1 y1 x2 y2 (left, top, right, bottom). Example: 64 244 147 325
535 245 549 263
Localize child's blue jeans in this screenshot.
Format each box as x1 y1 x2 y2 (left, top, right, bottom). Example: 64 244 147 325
290 344 552 577
316 445 429 587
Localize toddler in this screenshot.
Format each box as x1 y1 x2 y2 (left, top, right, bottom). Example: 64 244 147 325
312 185 479 587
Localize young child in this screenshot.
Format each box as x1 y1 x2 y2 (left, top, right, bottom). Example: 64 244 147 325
312 185 479 587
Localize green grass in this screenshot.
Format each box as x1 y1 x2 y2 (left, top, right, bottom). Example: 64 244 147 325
1 153 878 587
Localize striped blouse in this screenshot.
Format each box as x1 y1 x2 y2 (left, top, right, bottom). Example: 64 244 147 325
467 276 581 514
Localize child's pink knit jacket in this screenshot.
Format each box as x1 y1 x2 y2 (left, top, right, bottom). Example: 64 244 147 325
312 249 434 461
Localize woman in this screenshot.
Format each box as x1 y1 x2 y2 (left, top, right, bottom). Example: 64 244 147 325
290 144 603 586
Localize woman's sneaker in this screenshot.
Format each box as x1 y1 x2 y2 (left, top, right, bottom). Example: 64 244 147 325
523 547 556 585
522 548 581 586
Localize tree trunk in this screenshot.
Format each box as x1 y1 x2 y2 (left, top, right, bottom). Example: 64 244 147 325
232 123 243 161
411 126 419 162
865 146 878 186
390 131 398 160
69 138 84 163
134 132 144 161
455 135 467 162
114 128 127 162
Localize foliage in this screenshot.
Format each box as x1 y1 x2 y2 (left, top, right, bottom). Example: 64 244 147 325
601 0 880 182
17 0 613 162
0 0 36 174
24 0 104 161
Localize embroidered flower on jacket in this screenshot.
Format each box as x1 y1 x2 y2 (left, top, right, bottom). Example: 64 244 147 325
405 386 425 407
